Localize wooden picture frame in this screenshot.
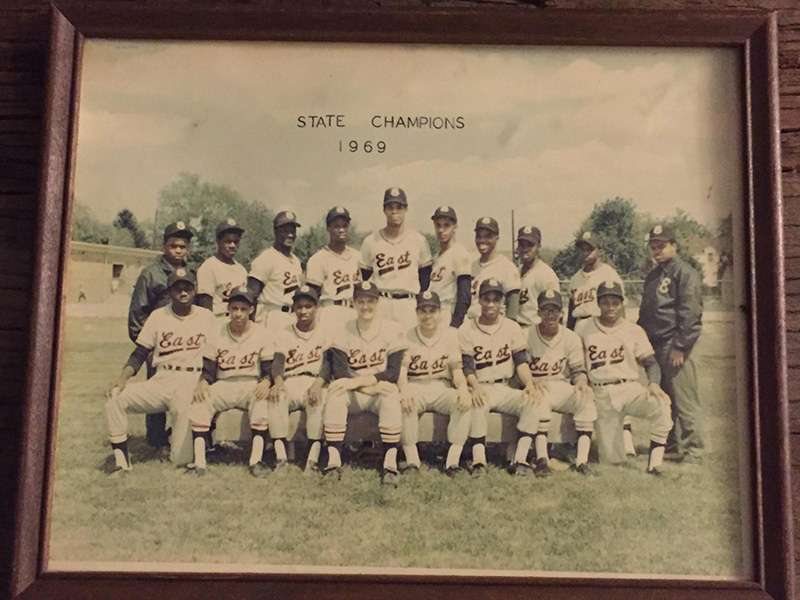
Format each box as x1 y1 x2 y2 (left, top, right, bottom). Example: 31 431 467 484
9 3 792 599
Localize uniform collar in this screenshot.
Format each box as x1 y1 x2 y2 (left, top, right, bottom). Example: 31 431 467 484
658 257 679 275
159 254 183 274
324 245 354 260
535 323 562 347
379 228 409 246
414 326 441 348
292 320 319 340
474 316 503 335
592 316 625 334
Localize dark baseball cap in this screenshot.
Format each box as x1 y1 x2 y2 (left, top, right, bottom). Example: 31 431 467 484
517 226 542 244
596 280 624 300
537 288 563 309
353 280 381 299
475 216 499 234
479 278 504 298
228 286 256 305
293 284 319 305
416 290 441 309
163 221 193 242
325 206 351 225
167 267 196 288
274 211 301 228
431 205 457 223
383 187 408 207
215 218 244 239
646 224 676 243
575 231 600 249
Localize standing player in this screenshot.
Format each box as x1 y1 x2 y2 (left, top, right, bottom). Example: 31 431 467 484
517 226 559 329
305 206 360 322
459 279 547 477
468 217 521 322
128 221 193 453
188 287 273 478
398 291 472 475
106 268 216 474
268 285 330 472
527 289 597 475
248 211 303 329
323 281 405 486
359 187 433 330
196 218 248 319
638 225 704 464
428 205 472 329
575 281 673 474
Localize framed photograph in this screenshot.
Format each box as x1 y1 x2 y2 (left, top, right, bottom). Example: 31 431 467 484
9 3 792 600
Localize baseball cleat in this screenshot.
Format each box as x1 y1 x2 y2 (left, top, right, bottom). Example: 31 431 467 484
322 466 342 481
249 462 270 479
533 458 553 478
510 462 535 477
274 459 290 470
304 461 320 475
571 462 597 477
380 468 400 487
444 466 464 478
108 465 131 478
185 466 206 477
155 446 171 462
403 464 420 476
470 463 487 478
647 466 664 477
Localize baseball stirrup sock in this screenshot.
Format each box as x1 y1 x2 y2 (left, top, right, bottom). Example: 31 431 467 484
514 435 533 465
623 420 635 455
470 437 487 466
250 430 267 466
576 432 593 465
384 444 399 471
110 441 130 470
274 438 288 462
534 432 549 461
403 444 421 468
648 440 666 471
327 442 344 468
307 440 321 465
446 443 463 469
192 431 211 469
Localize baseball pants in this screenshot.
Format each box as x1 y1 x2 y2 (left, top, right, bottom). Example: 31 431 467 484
538 379 597 432
592 381 673 464
188 377 268 432
324 386 402 444
400 380 471 445
378 297 417 332
469 382 543 438
656 344 702 459
106 370 196 465
267 375 325 439
144 362 169 448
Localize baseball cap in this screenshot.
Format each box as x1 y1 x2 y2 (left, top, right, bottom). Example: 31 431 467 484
416 290 441 309
431 205 457 223
215 218 244 239
646 224 676 243
325 206 351 225
537 288 563 309
167 267 196 288
383 187 408 207
228 286 256 305
596 280 624 300
575 231 600 249
293 284 319 305
475 216 499 234
479 278 504 298
163 221 193 242
353 280 381 299
517 226 542 244
274 211 301 228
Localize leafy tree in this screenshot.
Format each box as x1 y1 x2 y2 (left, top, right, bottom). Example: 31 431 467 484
113 208 150 249
72 202 134 247
424 233 439 257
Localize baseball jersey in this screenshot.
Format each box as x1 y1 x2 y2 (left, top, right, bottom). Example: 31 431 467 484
403 326 462 382
359 229 433 294
196 255 248 317
575 317 654 384
527 324 585 382
429 242 471 308
249 247 303 308
468 254 521 318
136 305 216 369
305 246 361 303
210 321 273 380
568 263 623 320
458 317 526 383
275 320 332 378
332 318 406 376
518 260 560 327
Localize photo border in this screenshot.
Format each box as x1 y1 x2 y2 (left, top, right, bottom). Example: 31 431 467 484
9 3 792 599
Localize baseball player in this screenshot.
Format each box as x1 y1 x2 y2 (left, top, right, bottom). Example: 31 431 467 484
468 217 521 322
105 268 216 474
517 226 560 329
398 291 472 475
323 281 405 486
187 286 273 478
429 205 472 328
196 218 248 319
359 187 433 330
527 289 598 475
268 285 330 472
128 221 194 453
575 281 673 475
305 206 360 322
459 278 547 477
248 211 303 328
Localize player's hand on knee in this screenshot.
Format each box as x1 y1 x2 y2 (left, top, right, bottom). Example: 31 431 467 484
457 388 472 412
400 392 416 414
305 380 325 406
648 382 671 406
192 380 210 404
471 386 487 407
525 381 548 404
575 380 594 404
374 381 398 396
106 380 124 399
267 382 285 404
254 379 272 402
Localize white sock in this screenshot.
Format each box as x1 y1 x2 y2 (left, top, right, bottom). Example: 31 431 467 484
445 444 463 469
576 434 591 466
623 427 636 455
249 434 265 467
649 445 665 470
328 446 342 468
384 447 398 471
194 436 207 470
514 436 532 464
113 448 129 470
307 441 321 465
274 439 287 462
472 443 487 466
534 433 549 462
403 444 420 468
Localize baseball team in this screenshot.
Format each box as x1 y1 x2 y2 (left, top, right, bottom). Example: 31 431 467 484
105 187 705 485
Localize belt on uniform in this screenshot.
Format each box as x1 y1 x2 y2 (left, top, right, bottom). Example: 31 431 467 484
288 372 317 378
380 292 413 299
158 365 199 372
482 378 507 384
591 379 633 387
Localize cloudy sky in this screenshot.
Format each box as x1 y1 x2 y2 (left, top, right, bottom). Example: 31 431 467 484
73 41 743 249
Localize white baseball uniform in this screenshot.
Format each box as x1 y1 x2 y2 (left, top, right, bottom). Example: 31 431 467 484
400 326 470 446
468 254 521 319
306 245 360 321
429 242 471 320
568 263 623 322
576 317 672 464
196 255 248 318
106 305 217 464
518 259 560 327
249 247 303 328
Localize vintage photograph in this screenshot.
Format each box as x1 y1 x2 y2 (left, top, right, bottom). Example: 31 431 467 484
47 40 750 579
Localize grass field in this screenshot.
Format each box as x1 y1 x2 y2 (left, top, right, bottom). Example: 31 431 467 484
48 315 747 577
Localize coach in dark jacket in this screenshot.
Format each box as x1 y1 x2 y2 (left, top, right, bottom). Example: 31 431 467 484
637 224 704 464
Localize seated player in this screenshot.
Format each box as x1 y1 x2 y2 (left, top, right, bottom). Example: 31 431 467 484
105 268 216 474
323 281 405 486
398 291 472 476
459 278 547 477
575 281 673 475
526 289 598 476
187 286 273 478
268 285 330 473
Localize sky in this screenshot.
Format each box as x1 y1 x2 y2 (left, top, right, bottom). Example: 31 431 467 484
73 41 744 250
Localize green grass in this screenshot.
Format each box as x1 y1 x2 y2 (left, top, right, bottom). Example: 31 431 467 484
48 316 746 577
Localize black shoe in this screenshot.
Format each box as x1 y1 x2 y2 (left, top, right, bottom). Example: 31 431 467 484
471 463 487 478
323 466 342 481
403 464 420 476
647 466 664 477
571 462 597 477
534 458 552 478
249 462 270 479
380 468 400 487
444 466 463 478
510 462 534 477
185 466 206 477
274 459 290 470
108 465 131 478
304 461 320 475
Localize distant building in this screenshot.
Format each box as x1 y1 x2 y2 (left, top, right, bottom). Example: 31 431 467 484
67 241 160 304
